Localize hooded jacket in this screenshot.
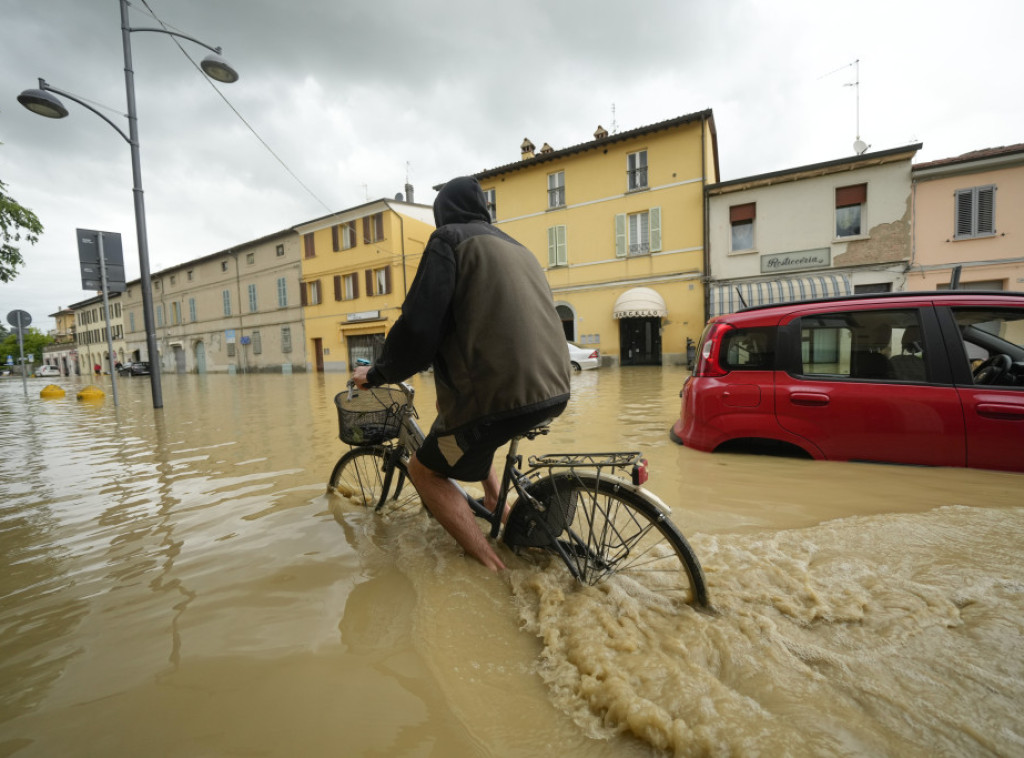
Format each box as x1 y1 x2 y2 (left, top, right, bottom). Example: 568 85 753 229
368 176 570 432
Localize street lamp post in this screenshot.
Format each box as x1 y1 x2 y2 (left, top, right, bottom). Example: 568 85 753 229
18 0 239 409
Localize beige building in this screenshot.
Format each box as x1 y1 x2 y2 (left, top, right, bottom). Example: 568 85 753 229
42 307 79 375
296 198 434 372
706 144 922 316
910 143 1024 291
69 293 126 375
121 228 306 373
471 111 720 366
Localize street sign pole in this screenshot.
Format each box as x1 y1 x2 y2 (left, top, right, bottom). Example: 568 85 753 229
98 233 120 406
6 310 32 396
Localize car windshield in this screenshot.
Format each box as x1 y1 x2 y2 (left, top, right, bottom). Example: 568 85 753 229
955 308 1024 361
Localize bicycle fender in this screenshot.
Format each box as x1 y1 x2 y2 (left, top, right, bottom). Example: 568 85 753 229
590 473 674 517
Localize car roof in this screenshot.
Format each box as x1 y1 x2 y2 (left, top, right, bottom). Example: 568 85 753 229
715 290 1024 323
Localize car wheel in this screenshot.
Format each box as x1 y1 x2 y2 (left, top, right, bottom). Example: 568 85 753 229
570 362 581 372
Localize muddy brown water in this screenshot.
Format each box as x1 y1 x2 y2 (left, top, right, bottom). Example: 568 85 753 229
1 368 1022 757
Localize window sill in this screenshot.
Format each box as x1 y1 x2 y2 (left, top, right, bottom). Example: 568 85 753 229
727 248 758 257
833 233 869 243
626 186 650 194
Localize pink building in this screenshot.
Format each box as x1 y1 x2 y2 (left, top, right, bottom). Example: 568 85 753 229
911 144 1024 291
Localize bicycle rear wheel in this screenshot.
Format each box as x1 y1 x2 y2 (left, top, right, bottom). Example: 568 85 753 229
506 472 708 608
328 446 421 516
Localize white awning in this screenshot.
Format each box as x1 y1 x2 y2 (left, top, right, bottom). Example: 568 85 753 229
710 274 853 317
612 287 667 319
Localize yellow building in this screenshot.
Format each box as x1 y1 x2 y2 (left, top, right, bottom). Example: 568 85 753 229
473 110 719 366
296 198 434 372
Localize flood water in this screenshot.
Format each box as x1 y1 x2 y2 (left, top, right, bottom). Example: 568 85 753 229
1 367 1022 757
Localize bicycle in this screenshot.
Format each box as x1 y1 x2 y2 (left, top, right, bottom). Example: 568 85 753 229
328 381 709 608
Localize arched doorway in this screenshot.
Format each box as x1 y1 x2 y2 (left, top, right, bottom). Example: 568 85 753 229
613 287 666 366
555 303 575 341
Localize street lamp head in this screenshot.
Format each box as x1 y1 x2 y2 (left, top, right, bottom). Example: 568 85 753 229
17 87 69 119
200 54 239 84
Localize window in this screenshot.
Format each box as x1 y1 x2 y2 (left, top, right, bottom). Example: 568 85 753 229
615 208 661 257
221 260 229 272
954 185 996 239
156 304 164 327
281 326 292 353
276 277 288 307
331 220 357 251
170 274 176 285
348 333 385 367
187 269 194 281
248 283 258 312
227 342 236 357
367 267 391 296
222 289 232 316
276 244 285 257
548 171 565 208
797 309 924 381
188 297 197 321
835 183 866 237
730 203 756 252
129 312 136 332
547 225 567 267
335 273 359 301
303 233 316 258
363 213 384 244
171 301 181 325
301 280 323 306
483 188 497 221
627 150 648 191
245 252 254 265
720 327 776 370
252 330 262 355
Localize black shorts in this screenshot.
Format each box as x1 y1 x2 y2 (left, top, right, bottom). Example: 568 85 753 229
415 402 567 482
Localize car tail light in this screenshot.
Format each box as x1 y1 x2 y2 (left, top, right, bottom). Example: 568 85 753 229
588 350 599 359
692 322 734 377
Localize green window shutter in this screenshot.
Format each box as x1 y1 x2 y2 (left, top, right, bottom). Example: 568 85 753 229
649 207 662 252
556 225 567 266
615 214 627 258
548 226 558 266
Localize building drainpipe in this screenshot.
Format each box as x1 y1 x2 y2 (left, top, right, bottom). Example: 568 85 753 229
701 114 711 326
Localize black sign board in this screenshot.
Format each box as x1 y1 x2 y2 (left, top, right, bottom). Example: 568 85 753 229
77 229 126 292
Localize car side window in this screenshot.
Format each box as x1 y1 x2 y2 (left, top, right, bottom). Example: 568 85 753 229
796 309 927 381
721 327 775 370
953 307 1024 387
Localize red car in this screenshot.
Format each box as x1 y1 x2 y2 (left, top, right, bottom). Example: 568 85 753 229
670 291 1024 472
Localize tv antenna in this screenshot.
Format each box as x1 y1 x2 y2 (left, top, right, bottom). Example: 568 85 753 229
821 59 868 154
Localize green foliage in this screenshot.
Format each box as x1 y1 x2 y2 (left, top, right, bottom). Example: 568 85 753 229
0 327 53 363
0 177 45 283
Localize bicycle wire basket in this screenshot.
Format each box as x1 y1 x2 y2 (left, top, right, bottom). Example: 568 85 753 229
335 386 407 446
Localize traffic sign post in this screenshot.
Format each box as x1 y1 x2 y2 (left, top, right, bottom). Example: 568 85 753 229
6 309 31 396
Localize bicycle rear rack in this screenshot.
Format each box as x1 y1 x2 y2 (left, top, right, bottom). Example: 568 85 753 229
528 452 648 486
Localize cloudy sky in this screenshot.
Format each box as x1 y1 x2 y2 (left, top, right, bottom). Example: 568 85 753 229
2 0 1022 332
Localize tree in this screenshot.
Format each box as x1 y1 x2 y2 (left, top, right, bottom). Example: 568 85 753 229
0 176 44 283
0 326 52 364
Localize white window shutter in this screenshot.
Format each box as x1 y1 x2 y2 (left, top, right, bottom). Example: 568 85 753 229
615 214 626 258
548 226 557 266
649 207 662 252
556 225 567 265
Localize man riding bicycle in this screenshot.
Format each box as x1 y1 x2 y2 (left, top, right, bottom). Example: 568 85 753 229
352 176 570 572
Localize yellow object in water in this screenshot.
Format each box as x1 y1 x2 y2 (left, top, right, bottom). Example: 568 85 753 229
77 385 106 401
40 384 66 399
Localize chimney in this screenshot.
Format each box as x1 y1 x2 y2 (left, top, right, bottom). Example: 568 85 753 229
540 142 554 154
594 125 609 140
520 138 535 160
404 182 414 203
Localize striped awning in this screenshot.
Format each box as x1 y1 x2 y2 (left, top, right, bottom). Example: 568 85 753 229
709 274 853 317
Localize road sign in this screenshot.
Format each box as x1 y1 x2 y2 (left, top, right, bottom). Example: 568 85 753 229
76 229 126 292
6 310 31 329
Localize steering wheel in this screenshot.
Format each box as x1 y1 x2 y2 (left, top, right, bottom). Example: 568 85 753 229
973 353 1013 385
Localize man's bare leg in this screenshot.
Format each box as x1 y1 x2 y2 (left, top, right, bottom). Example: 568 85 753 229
408 454 507 572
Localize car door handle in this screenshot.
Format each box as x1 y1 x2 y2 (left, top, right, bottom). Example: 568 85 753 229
976 403 1024 420
789 392 830 406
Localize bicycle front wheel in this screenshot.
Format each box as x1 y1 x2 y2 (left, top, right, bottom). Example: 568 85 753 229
507 472 708 608
328 446 421 516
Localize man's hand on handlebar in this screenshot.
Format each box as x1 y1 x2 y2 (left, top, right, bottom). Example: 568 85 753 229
351 365 372 390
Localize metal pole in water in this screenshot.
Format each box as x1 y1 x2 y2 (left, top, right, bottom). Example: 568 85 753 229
98 233 119 406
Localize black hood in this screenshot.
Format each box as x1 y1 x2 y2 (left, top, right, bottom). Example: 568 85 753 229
433 176 491 227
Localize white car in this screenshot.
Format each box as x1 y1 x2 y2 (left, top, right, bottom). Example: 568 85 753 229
36 365 61 377
567 342 600 371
